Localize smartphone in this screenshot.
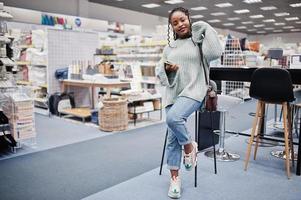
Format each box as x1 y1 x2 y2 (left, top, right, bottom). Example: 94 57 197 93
164 61 173 66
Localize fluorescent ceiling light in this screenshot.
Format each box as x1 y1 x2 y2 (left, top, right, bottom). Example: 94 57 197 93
290 3 301 7
285 17 299 21
260 6 277 10
211 12 226 16
223 23 235 26
141 3 160 8
236 26 247 29
191 6 207 11
248 29 257 31
164 0 184 4
191 15 204 19
250 15 264 19
273 30 283 33
263 19 275 23
274 22 285 26
242 21 253 24
274 12 290 17
257 31 266 34
254 24 265 27
228 17 240 21
234 9 250 14
215 3 233 8
283 26 294 29
296 21 301 24
243 0 262 4
291 29 301 31
264 27 274 30
116 0 124 1
207 19 221 23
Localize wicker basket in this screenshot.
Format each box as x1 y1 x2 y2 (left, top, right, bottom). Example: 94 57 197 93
99 98 128 131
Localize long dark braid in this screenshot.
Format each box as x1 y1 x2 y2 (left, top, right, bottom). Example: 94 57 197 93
167 7 195 47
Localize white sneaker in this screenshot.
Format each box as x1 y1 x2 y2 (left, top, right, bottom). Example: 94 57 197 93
183 141 198 171
168 176 181 199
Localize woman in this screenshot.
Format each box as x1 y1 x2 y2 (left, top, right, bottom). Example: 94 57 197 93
156 7 223 199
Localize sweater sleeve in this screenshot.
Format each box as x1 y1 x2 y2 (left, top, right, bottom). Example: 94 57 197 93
191 21 223 63
155 46 177 87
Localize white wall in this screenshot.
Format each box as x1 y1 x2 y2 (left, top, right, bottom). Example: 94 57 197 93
87 2 167 35
2 0 167 35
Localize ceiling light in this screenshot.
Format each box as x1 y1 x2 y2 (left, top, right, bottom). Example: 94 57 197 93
290 3 301 7
263 19 276 23
274 22 285 26
273 30 283 33
236 26 247 29
164 0 184 4
274 12 290 17
191 15 204 19
223 23 235 26
242 21 253 24
283 26 294 29
260 6 277 10
116 0 124 1
207 19 221 23
215 3 233 8
250 15 264 19
248 29 257 31
291 29 301 31
211 12 226 16
285 17 299 21
191 6 207 11
228 17 240 21
141 3 160 8
264 27 274 30
243 0 262 4
296 21 301 24
257 31 266 34
254 24 265 27
234 9 250 14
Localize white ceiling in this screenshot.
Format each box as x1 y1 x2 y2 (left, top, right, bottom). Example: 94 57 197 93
89 0 301 35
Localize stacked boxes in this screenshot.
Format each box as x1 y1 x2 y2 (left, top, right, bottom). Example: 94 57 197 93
3 93 35 141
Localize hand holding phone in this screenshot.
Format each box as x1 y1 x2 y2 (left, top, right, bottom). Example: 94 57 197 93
164 61 178 72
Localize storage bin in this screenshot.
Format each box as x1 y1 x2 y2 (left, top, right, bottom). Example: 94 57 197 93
99 98 128 131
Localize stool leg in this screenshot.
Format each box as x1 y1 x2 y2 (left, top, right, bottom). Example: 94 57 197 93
287 104 295 168
195 111 198 188
245 101 262 171
296 113 301 175
210 111 217 174
283 102 291 179
159 129 168 175
254 102 265 160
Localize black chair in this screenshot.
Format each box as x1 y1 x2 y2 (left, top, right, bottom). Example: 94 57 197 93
244 67 295 179
159 109 218 187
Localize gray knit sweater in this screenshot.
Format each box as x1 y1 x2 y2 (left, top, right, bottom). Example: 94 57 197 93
156 21 223 107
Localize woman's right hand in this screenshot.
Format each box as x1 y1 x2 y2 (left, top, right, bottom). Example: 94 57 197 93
165 63 179 72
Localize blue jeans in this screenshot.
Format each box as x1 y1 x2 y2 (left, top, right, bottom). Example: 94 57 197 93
165 96 202 170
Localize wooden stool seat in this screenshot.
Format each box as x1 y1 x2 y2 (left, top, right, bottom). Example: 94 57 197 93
60 107 91 122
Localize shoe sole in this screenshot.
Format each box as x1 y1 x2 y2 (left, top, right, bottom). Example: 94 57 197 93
168 192 181 199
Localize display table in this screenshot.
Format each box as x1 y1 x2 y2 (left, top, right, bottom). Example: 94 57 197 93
60 79 130 108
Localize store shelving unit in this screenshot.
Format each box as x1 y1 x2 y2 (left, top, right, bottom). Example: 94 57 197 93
222 38 250 100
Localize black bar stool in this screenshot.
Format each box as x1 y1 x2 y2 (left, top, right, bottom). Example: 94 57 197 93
244 67 295 179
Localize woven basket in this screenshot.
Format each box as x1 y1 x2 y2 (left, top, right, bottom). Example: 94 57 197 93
99 98 128 131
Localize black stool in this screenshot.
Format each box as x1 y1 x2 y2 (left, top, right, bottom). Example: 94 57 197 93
244 67 295 179
159 109 217 187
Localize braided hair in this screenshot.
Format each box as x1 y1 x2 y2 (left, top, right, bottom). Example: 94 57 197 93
167 7 195 47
